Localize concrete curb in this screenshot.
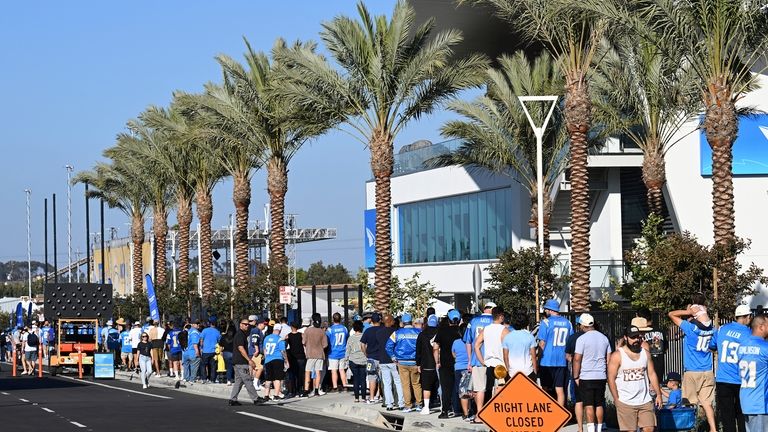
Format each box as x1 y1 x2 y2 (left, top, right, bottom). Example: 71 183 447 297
110 370 494 431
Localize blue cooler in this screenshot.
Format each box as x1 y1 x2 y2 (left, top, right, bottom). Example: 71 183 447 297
657 407 696 431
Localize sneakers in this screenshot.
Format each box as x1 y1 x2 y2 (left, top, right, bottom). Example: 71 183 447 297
420 406 431 415
228 400 242 406
298 392 308 398
142 384 148 389
402 407 414 413
438 412 449 419
314 389 326 396
447 412 457 418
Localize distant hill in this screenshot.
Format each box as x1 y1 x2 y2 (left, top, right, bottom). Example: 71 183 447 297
0 261 51 281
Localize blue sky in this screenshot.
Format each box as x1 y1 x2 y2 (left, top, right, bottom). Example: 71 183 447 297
0 1 472 273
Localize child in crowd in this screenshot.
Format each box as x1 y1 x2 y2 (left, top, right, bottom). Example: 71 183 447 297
688 293 712 330
663 372 682 408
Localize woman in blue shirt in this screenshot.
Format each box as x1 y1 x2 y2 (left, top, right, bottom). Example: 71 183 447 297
452 338 470 420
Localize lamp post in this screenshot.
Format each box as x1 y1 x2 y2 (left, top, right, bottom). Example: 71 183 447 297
25 189 32 298
518 95 558 321
65 164 74 282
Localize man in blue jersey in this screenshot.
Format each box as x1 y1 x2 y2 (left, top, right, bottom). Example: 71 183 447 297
183 321 202 383
327 312 349 392
538 299 573 407
463 302 495 419
40 320 53 359
248 317 267 389
166 323 183 381
669 307 717 432
387 313 422 412
710 304 751 432
262 324 288 400
119 321 133 370
200 319 221 383
737 314 768 432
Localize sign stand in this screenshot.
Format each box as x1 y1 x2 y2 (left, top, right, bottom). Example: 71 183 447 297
478 372 571 432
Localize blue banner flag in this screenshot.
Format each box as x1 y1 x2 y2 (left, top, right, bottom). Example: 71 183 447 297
145 274 160 322
364 209 376 269
27 301 34 324
15 302 24 328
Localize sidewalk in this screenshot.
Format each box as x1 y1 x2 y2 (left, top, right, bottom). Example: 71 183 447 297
112 370 599 431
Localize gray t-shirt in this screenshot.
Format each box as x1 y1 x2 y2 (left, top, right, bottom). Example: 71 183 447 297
574 330 611 380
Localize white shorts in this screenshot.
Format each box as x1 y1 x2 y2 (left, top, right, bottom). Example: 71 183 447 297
470 366 487 392
306 358 324 372
328 358 348 370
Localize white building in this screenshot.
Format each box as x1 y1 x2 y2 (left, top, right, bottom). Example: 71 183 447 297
364 78 768 311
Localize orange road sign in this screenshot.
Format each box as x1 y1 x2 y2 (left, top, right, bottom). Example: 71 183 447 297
477 372 572 432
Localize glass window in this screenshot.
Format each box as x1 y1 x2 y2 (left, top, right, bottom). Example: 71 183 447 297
397 187 513 264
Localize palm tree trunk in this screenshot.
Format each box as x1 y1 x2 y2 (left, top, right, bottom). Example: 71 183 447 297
233 172 251 292
267 157 288 274
565 71 592 312
196 187 214 301
642 146 666 218
153 205 169 287
370 129 394 313
177 196 193 285
703 80 737 247
131 214 145 293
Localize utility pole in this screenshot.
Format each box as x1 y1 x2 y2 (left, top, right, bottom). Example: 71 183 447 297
65 164 74 282
25 189 32 298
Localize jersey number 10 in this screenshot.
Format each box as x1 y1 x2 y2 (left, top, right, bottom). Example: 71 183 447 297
553 327 568 347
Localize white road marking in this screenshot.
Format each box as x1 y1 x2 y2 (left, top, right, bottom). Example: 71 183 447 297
19 398 29 402
1 392 8 395
236 411 328 432
70 421 86 428
56 375 172 400
41 407 54 413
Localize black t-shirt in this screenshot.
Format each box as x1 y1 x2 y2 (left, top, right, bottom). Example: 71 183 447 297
361 325 382 359
565 330 584 357
137 341 152 357
416 327 438 369
286 332 306 360
377 327 396 363
434 325 463 368
220 331 234 353
233 329 249 365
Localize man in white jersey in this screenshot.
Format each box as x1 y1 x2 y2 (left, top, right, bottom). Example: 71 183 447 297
607 325 663 432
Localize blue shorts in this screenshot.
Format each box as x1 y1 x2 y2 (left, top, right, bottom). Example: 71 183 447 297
540 366 568 389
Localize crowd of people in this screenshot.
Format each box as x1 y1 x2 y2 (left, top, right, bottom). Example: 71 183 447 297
5 292 768 432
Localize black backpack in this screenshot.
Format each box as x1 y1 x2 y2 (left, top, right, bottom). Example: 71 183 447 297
178 330 189 350
27 332 39 347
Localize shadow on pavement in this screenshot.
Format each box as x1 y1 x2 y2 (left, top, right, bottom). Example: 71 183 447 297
0 376 88 392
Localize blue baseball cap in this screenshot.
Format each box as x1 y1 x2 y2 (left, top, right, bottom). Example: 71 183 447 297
371 312 382 323
402 313 413 323
353 314 362 321
427 314 438 327
543 299 560 312
447 310 461 322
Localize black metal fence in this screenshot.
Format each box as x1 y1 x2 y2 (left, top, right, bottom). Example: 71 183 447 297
295 284 364 326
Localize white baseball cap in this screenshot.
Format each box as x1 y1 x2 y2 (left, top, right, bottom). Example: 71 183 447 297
735 304 752 317
483 302 497 310
579 313 595 327
273 324 282 332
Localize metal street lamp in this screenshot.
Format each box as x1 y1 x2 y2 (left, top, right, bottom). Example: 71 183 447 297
65 164 74 282
25 189 32 298
518 95 558 321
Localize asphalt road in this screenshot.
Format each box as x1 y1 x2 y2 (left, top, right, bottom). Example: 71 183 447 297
0 363 370 432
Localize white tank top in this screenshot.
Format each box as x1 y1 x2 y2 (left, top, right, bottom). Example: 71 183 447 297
615 347 652 406
482 323 506 367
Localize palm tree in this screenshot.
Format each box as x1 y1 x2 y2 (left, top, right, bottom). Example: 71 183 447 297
109 119 176 288
581 0 768 248
432 51 567 256
144 99 226 302
188 38 335 292
467 0 607 311
140 106 197 287
592 36 700 217
275 0 488 312
74 156 148 294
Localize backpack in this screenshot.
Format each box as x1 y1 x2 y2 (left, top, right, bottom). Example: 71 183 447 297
27 332 39 347
178 330 189 350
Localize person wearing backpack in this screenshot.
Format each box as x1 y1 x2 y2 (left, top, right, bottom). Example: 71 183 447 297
23 325 40 375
